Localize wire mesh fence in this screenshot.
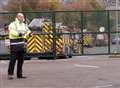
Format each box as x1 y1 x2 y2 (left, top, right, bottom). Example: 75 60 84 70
0 11 119 59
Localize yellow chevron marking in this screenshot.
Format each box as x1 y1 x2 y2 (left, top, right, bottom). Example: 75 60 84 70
27 42 35 49
58 38 63 43
56 40 63 47
44 24 50 29
36 41 43 47
45 44 51 50
27 44 35 51
44 25 50 31
45 35 49 38
56 40 63 46
36 44 43 51
36 35 42 42
27 39 35 48
36 35 41 38
43 28 49 33
36 40 43 46
56 41 62 45
50 34 53 38
49 38 53 43
35 38 41 44
56 46 59 49
35 37 42 44
57 44 63 49
33 49 37 53
44 47 49 51
27 36 34 43
35 38 43 52
36 40 43 48
27 42 34 49
37 42 43 48
57 46 63 49
45 39 51 45
35 47 40 52
44 23 49 26
29 48 35 53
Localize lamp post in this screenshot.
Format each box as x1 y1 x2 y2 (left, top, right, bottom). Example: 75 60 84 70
116 0 119 33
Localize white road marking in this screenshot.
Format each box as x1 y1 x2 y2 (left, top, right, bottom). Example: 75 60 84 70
91 84 113 88
74 64 99 68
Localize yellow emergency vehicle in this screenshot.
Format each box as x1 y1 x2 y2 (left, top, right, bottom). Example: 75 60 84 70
26 18 72 59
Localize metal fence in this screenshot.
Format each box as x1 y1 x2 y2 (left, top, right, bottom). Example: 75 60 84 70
0 11 120 59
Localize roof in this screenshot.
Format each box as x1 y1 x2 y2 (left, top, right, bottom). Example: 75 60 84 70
28 18 45 27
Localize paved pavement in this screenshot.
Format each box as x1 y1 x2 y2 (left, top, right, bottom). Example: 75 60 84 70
1 55 120 88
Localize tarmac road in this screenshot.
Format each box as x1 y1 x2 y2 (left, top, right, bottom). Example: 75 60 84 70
1 55 120 88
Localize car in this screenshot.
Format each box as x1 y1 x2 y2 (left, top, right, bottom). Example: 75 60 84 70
95 33 108 46
112 37 120 44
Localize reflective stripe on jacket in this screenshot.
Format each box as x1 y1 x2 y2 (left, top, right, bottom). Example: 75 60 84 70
10 38 26 52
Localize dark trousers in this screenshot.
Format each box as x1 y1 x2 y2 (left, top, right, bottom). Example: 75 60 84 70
8 40 25 77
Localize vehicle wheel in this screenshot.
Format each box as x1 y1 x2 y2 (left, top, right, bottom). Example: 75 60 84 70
68 55 72 58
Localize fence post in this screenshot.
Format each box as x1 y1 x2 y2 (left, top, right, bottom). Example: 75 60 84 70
52 11 56 59
80 11 84 55
107 10 111 54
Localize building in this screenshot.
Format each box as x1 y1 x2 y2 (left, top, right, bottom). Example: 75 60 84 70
97 0 120 10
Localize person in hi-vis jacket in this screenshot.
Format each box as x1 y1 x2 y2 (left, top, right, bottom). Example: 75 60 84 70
8 13 31 79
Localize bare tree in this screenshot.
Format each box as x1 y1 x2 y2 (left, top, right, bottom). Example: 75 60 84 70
2 0 60 11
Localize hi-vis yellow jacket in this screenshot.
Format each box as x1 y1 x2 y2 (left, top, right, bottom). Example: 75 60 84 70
9 18 31 39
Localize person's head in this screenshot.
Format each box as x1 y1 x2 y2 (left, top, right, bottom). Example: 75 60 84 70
16 13 25 23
